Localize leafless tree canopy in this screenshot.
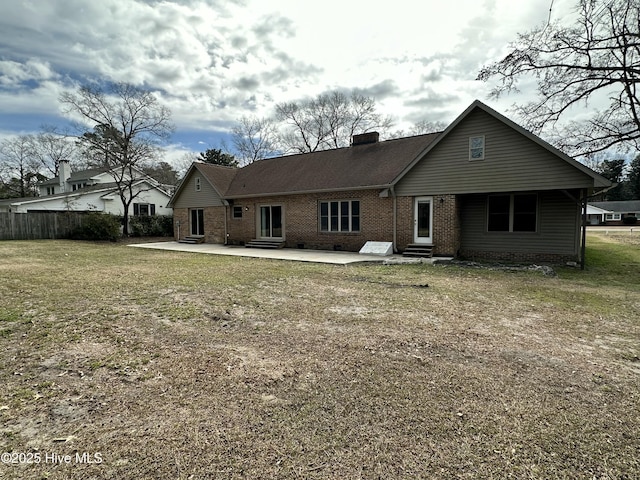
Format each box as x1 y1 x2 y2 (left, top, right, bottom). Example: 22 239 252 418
0 136 42 198
477 0 640 156
231 116 279 165
388 120 448 139
275 91 393 154
60 83 173 167
28 127 78 177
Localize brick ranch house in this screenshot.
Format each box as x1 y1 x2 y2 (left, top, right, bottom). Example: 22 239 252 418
169 100 611 264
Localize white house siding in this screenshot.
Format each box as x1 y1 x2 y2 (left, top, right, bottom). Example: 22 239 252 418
4 183 172 215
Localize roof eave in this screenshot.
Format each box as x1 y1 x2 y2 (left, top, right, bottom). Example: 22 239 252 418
225 184 392 200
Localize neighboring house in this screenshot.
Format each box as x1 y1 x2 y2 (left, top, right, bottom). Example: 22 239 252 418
586 204 612 225
0 160 173 216
588 201 640 226
169 100 611 264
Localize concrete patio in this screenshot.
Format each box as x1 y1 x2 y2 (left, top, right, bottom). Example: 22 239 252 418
129 241 441 265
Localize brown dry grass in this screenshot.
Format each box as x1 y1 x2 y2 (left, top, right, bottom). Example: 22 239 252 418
0 234 639 479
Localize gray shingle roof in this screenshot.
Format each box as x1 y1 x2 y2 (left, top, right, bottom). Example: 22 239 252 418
224 133 440 198
39 167 110 186
193 163 238 196
590 200 640 212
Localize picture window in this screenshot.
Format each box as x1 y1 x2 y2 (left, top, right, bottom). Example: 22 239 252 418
487 194 537 232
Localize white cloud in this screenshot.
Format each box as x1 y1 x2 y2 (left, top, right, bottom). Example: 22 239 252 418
0 0 586 152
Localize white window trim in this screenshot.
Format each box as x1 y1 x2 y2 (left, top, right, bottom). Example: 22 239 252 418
605 213 621 221
195 177 201 191
319 199 360 233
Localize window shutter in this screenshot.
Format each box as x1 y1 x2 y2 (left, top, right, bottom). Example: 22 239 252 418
150 204 156 216
133 203 139 215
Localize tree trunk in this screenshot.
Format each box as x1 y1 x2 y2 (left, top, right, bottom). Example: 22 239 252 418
122 202 130 237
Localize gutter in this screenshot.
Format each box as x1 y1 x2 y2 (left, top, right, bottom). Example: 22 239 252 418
225 184 392 201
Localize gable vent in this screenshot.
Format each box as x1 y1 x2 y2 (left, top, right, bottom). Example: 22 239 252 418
351 132 379 146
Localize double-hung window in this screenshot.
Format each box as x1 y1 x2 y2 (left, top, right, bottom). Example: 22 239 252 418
469 136 485 160
133 203 156 216
320 200 360 233
488 194 537 232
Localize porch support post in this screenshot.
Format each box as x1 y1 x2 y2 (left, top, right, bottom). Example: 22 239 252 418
580 189 587 270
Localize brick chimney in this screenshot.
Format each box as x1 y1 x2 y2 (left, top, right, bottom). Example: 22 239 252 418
351 132 379 146
58 160 71 192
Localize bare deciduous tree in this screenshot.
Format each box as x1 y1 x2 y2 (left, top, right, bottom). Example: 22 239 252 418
60 82 174 235
28 126 78 177
275 90 393 153
0 135 42 198
389 120 447 139
231 115 279 165
477 0 640 156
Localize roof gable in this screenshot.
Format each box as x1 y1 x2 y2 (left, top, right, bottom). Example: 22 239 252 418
168 163 237 207
393 100 611 194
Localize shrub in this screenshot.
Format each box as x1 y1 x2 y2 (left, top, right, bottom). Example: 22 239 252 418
70 213 121 241
622 215 638 225
128 215 173 237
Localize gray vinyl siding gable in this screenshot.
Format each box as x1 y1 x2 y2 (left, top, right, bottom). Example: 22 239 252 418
460 190 580 256
395 108 595 196
172 169 225 208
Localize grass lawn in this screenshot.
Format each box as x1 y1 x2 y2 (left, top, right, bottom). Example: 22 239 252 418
0 233 638 479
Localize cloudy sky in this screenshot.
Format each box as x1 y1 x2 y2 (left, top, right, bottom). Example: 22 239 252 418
0 0 574 164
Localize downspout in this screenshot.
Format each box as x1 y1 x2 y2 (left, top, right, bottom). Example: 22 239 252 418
390 185 398 253
223 200 229 245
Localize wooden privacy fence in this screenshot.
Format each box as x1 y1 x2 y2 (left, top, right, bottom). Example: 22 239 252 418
0 212 87 240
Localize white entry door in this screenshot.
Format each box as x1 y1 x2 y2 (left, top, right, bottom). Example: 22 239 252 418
414 197 433 244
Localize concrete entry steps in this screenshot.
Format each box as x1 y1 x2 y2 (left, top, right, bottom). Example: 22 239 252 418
245 239 286 249
178 235 205 244
402 244 434 258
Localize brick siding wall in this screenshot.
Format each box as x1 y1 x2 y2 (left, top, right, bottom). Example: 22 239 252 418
433 194 461 256
228 190 395 251
175 191 571 264
396 194 461 256
177 192 464 255
172 206 226 243
459 249 577 264
173 208 188 241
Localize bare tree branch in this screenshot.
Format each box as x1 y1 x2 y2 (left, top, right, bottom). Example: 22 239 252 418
477 0 640 156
